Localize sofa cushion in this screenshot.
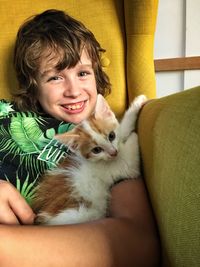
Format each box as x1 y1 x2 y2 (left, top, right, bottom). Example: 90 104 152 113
138 86 200 266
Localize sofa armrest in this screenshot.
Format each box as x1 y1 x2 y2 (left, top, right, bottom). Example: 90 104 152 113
138 86 200 266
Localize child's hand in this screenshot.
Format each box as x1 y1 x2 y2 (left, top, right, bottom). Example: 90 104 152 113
0 180 36 225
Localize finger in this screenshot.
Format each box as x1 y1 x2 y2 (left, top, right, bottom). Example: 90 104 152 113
8 190 36 225
0 181 20 224
0 181 35 224
0 203 20 224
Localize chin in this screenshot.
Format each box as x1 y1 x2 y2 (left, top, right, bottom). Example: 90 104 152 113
71 111 93 124
65 114 87 124
59 106 93 124
69 118 83 124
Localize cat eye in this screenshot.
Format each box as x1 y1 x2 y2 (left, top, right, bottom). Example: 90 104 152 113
108 131 116 142
91 146 103 154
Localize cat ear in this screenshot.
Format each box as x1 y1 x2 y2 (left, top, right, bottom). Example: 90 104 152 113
54 133 80 152
94 94 116 120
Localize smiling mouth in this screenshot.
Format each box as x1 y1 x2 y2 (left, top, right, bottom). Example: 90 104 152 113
61 101 86 112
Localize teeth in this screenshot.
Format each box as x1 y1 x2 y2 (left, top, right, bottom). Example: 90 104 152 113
65 102 84 110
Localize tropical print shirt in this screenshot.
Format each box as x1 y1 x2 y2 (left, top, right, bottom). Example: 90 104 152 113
0 100 74 204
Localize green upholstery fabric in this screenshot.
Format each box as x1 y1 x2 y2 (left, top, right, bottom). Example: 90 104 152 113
138 87 200 267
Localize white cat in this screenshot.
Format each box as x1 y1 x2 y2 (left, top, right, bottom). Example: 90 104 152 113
32 94 147 225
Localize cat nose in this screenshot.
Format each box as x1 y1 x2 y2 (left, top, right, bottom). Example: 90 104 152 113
109 149 118 157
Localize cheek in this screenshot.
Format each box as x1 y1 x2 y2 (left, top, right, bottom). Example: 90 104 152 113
36 85 45 100
83 150 104 161
91 153 107 161
37 85 56 104
87 77 97 93
89 84 98 104
37 92 49 107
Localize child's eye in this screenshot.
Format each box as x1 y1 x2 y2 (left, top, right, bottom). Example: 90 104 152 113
78 71 89 77
47 76 61 82
108 131 116 142
91 146 103 154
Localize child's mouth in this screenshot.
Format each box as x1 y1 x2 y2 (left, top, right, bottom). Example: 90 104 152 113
62 101 86 113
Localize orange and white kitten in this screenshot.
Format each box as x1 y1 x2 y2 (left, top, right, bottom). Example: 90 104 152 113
32 94 147 225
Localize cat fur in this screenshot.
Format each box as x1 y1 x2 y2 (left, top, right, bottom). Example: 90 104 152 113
32 94 147 225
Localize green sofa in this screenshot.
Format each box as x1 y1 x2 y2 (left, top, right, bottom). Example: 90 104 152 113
138 86 200 266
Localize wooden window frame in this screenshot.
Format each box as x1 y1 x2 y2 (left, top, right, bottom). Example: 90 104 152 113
154 56 200 72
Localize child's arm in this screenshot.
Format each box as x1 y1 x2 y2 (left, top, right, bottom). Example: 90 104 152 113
0 179 160 267
0 180 35 224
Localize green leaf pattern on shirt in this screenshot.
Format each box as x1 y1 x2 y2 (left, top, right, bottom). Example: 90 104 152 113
0 100 74 204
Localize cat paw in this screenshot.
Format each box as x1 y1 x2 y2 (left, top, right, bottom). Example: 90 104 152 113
132 94 148 110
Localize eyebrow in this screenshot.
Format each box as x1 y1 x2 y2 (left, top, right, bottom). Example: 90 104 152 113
77 63 93 69
39 63 93 79
39 68 57 79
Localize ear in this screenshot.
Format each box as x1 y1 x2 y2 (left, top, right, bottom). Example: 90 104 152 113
94 94 116 120
54 133 80 152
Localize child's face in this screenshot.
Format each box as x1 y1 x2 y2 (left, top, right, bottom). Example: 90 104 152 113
36 49 97 124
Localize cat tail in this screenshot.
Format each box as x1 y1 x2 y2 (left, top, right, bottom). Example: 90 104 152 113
119 95 147 141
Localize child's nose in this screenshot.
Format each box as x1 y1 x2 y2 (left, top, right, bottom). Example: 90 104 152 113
63 78 81 98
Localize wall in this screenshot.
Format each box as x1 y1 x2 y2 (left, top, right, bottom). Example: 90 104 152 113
154 0 200 97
